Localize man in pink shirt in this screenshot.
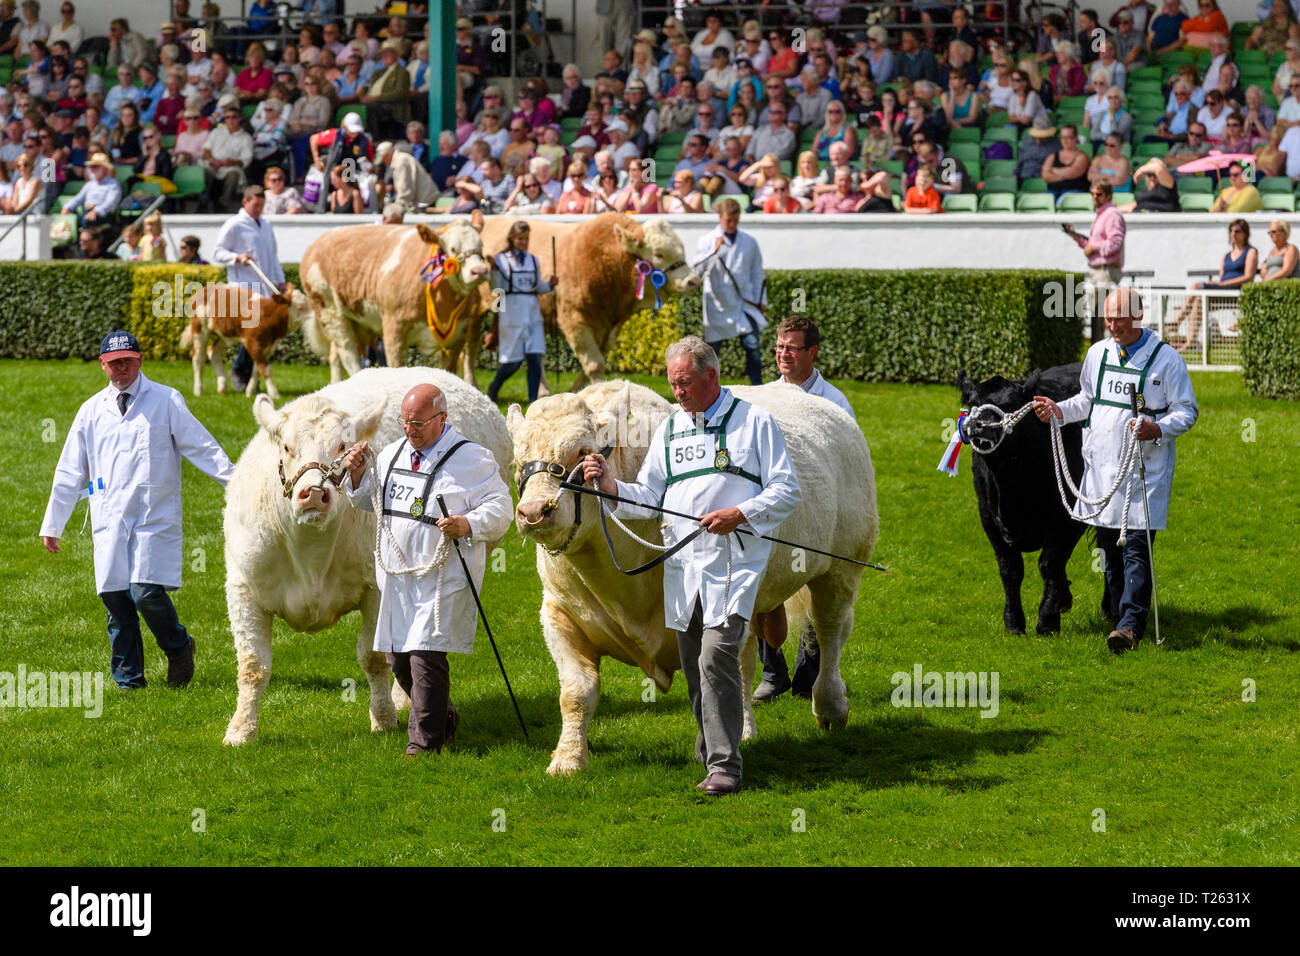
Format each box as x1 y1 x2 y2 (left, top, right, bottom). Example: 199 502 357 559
811 166 865 213
1064 180 1126 341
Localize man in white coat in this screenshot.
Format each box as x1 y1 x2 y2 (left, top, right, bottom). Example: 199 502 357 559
691 197 767 385
211 185 287 392
485 220 556 404
753 314 853 702
343 383 512 755
40 330 234 689
582 336 801 795
1033 288 1198 653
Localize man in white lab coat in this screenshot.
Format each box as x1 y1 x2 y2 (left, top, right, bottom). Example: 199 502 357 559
211 185 287 392
1033 288 1198 653
40 331 234 689
692 197 767 385
582 336 801 795
343 383 512 755
753 314 854 702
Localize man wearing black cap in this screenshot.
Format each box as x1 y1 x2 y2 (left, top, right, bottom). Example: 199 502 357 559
40 330 234 689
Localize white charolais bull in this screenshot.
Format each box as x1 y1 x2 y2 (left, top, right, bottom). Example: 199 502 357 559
298 217 491 384
222 367 512 745
507 380 879 774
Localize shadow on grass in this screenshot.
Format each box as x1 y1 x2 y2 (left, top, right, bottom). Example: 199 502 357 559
1145 605 1292 652
739 712 1048 792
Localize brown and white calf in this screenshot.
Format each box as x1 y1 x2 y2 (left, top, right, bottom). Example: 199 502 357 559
182 283 312 399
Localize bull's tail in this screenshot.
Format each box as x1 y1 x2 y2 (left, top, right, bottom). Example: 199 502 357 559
300 309 330 359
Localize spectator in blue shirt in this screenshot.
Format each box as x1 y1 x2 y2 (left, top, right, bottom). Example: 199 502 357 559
1148 0 1189 56
62 152 121 224
136 62 165 124
897 31 940 84
102 64 141 130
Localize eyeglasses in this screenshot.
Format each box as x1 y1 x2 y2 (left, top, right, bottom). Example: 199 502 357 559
1188 130 1204 137
399 412 446 429
773 344 811 354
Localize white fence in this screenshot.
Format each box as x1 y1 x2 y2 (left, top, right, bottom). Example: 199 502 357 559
1138 287 1243 372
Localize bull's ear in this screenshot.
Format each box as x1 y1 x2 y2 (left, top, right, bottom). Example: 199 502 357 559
355 398 386 441
253 393 284 438
505 402 525 441
415 224 439 244
613 223 643 258
956 369 975 403
469 208 484 232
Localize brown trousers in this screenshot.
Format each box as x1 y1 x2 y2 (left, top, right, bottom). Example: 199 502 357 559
387 650 451 755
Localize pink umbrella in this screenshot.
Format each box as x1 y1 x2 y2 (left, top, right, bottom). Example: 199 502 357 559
1176 150 1258 174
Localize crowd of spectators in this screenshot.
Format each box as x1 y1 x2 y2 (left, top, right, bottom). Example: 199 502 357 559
4 2 1300 225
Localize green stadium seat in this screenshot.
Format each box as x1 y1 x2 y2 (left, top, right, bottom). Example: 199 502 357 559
658 131 685 147
1019 177 1049 193
891 193 902 211
1131 92 1166 112
1179 193 1213 211
981 127 1017 146
114 165 133 186
241 103 256 119
559 116 582 131
889 174 904 195
1113 191 1135 206
1129 65 1162 83
1236 50 1267 71
1057 192 1095 212
1057 96 1089 115
949 127 981 144
1078 140 1094 158
949 141 982 170
984 110 1009 129
779 160 792 176
701 193 712 212
560 129 577 146
978 192 1014 212
1257 176 1293 194
980 175 1017 195
434 196 455 209
61 179 85 196
1135 142 1169 161
0 67 10 85
1178 177 1213 194
1158 50 1194 70
1260 192 1297 212
161 134 176 150
879 159 903 176
1016 192 1056 213
942 193 977 213
170 164 206 205
333 104 366 128
982 159 1016 178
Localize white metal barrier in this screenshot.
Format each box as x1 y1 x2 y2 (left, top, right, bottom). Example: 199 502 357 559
1143 287 1243 372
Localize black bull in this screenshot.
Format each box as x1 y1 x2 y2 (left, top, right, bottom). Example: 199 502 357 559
957 363 1087 635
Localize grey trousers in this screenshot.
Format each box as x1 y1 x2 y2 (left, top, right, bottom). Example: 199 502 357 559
677 598 746 779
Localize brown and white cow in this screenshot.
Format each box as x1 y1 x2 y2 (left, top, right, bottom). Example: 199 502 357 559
477 214 701 392
298 216 491 384
181 282 312 400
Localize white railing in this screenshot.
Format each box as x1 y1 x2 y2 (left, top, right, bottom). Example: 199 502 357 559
1140 287 1243 372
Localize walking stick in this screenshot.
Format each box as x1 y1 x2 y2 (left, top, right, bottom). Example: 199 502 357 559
435 494 529 738
549 235 559 392
1129 390 1161 645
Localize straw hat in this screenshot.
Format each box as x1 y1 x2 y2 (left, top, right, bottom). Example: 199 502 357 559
85 151 113 169
1028 114 1058 139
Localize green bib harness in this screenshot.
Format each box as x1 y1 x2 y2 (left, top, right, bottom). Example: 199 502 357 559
1086 339 1169 427
662 397 763 488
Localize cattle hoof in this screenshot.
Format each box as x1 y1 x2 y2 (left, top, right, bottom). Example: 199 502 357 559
216 380 228 395
815 712 849 731
1036 619 1061 636
546 752 587 775
390 682 411 712
370 709 399 732
222 721 257 746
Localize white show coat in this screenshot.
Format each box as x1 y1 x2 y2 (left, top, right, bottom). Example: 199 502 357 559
348 425 512 654
1056 332 1198 530
39 372 234 594
210 208 285 296
611 388 801 630
773 367 854 418
491 249 553 363
692 226 767 344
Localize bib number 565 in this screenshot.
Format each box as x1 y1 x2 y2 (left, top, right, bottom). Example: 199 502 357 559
674 442 707 464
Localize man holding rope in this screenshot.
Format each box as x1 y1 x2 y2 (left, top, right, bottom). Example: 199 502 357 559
1032 288 1198 653
342 383 512 755
581 336 801 795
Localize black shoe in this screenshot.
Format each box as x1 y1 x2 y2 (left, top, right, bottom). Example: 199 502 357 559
751 676 791 703
229 374 249 392
167 638 195 687
1107 629 1139 654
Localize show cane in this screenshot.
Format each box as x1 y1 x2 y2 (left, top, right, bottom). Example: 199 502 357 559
1130 388 1161 646
245 254 281 295
435 494 529 739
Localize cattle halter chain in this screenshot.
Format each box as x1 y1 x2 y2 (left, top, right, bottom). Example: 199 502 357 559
969 400 1145 546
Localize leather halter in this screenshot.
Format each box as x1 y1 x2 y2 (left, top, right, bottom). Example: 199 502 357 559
516 444 613 555
279 454 348 499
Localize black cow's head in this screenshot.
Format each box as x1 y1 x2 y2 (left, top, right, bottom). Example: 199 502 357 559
957 369 1044 453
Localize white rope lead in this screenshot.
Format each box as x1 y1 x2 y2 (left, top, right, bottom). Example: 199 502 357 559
364 450 454 577
969 400 1145 546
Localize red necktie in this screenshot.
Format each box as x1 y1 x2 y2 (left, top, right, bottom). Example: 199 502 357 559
411 449 422 470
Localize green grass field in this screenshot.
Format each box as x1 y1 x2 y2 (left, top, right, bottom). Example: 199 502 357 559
2 358 1297 866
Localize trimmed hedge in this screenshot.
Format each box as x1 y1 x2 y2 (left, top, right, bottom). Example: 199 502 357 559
0 262 135 360
0 265 1083 383
1240 281 1300 400
675 269 1083 383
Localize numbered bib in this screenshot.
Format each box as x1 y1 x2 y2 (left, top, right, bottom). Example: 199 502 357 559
1098 364 1140 404
668 431 716 469
385 468 429 516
